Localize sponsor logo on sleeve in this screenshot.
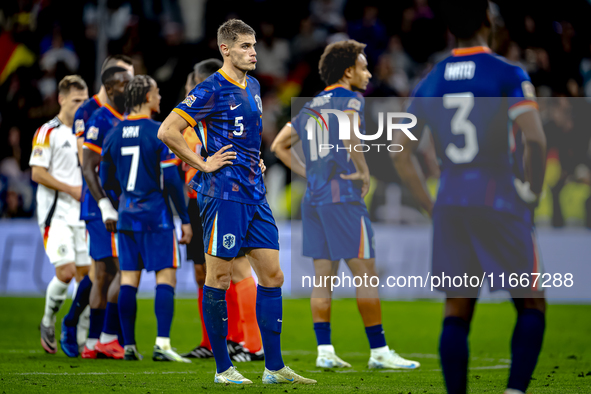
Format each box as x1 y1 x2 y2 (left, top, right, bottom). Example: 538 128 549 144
255 94 263 113
347 98 361 111
182 95 196 107
33 148 43 157
75 119 85 133
522 81 536 100
87 126 99 140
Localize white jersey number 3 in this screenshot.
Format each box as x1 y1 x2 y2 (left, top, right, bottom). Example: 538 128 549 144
443 93 478 164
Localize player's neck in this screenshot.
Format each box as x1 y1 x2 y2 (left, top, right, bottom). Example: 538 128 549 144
456 33 489 49
335 78 352 91
96 86 109 105
221 63 248 87
56 111 73 127
129 105 152 118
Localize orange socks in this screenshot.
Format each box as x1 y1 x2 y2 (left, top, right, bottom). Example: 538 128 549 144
235 277 261 353
197 287 211 349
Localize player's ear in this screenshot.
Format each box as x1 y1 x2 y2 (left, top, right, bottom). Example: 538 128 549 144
57 93 64 106
220 42 230 57
343 65 354 80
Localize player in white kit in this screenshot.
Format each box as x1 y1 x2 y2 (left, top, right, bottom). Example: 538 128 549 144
30 75 91 354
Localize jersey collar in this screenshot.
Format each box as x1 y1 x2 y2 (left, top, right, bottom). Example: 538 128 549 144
126 114 150 120
93 94 102 107
324 84 346 91
103 103 124 120
451 46 492 57
218 69 247 89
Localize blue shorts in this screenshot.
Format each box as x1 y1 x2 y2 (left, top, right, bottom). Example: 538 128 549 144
432 206 543 296
85 219 118 261
118 230 180 272
302 201 375 261
197 193 279 258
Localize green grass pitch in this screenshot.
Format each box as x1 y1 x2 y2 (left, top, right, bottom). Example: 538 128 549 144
0 297 590 393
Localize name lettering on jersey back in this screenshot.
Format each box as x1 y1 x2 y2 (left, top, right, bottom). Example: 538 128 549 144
122 126 140 138
444 61 476 81
310 93 333 108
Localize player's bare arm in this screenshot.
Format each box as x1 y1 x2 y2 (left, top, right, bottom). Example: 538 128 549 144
514 110 547 197
158 112 236 173
77 137 84 165
392 128 434 217
31 166 81 201
340 112 370 198
83 147 117 227
270 123 306 178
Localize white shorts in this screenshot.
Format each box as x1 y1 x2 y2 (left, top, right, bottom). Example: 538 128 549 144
40 219 91 268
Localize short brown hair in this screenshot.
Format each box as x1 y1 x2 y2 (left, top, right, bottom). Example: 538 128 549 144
58 75 87 95
319 40 367 85
217 19 255 49
101 54 133 73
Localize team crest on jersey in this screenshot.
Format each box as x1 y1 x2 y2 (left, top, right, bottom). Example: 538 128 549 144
87 126 99 140
223 234 236 250
75 119 85 133
182 94 196 107
254 94 263 113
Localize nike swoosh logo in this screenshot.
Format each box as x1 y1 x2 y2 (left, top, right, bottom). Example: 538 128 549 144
222 318 228 321
277 319 282 323
286 378 294 382
230 104 242 110
227 379 244 384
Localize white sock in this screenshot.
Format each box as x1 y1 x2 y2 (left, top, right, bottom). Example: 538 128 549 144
370 345 390 358
156 337 171 351
71 279 80 299
504 390 525 394
85 338 98 350
77 306 90 347
99 332 118 344
318 344 335 355
42 276 69 327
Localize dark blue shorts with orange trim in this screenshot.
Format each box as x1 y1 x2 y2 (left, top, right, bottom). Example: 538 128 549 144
197 193 279 259
86 219 118 261
302 201 375 261
432 205 543 297
117 230 180 272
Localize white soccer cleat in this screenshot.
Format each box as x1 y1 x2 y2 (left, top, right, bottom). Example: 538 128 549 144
214 366 253 384
316 344 351 368
368 349 420 369
152 345 192 363
262 366 317 384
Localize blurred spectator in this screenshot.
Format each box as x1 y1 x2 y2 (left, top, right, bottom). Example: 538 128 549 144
255 22 290 88
347 5 388 66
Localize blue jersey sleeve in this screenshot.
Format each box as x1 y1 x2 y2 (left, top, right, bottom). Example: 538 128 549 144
505 65 538 120
83 114 107 155
73 107 86 137
172 83 215 128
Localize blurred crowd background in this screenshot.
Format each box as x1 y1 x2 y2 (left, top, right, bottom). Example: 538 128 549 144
1 0 590 227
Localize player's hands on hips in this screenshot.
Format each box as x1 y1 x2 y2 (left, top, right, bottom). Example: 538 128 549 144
259 158 266 174
514 178 540 205
340 171 370 198
68 185 82 201
179 223 193 244
202 144 236 173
